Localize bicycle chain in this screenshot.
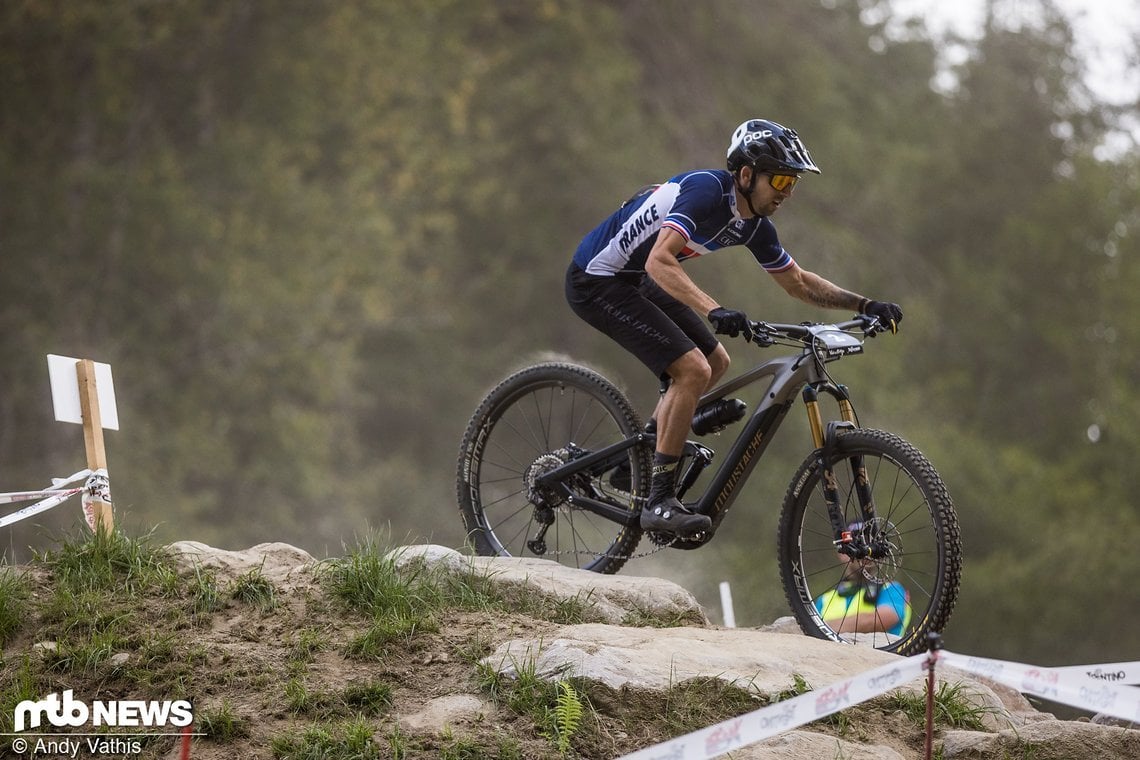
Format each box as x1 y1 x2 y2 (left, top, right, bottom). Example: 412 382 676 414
540 540 670 562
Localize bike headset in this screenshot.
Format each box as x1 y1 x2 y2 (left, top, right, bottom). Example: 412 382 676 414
726 119 821 217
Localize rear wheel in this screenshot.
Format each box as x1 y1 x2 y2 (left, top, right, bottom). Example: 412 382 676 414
777 428 961 655
456 362 649 573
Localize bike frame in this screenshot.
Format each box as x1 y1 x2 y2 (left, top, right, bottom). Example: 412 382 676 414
535 318 874 544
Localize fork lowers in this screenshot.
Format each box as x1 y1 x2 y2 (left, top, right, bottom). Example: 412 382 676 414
692 398 747 436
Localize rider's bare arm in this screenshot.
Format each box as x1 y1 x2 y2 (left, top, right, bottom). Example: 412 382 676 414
825 603 902 634
770 264 865 312
645 228 721 315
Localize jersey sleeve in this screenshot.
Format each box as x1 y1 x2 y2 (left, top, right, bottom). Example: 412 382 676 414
661 172 724 242
746 217 796 272
879 583 909 616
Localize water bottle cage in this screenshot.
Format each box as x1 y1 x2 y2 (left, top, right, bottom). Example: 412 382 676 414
676 441 715 500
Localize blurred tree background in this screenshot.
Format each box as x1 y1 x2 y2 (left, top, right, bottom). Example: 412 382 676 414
1 0 1137 671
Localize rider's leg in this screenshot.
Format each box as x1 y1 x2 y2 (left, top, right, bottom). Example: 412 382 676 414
707 343 730 388
647 342 729 432
640 349 714 535
654 348 710 457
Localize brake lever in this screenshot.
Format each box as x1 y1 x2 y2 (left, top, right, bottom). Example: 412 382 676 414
748 320 775 347
861 314 885 338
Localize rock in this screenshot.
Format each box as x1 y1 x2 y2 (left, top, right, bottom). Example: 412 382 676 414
32 641 57 655
748 731 906 759
392 545 707 626
166 540 315 585
484 623 906 693
941 718 1140 759
397 694 495 734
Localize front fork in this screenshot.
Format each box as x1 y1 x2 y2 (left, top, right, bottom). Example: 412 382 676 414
803 384 877 558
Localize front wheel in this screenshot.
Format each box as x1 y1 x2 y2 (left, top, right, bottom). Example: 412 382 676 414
777 428 961 655
456 362 650 574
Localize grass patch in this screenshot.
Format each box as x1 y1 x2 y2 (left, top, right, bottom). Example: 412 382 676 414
33 527 175 594
475 652 596 755
197 700 249 742
286 677 394 718
188 564 224 619
345 613 440 659
229 565 278 611
321 534 605 633
0 566 31 645
271 719 383 759
886 680 995 731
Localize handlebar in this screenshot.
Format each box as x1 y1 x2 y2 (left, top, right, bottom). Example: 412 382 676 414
746 314 888 348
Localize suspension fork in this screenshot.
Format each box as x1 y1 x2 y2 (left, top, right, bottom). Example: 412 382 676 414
802 384 876 553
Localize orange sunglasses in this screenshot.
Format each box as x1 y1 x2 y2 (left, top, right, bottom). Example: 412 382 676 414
767 173 800 192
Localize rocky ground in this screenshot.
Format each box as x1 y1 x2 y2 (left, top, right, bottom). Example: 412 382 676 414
1 539 1136 760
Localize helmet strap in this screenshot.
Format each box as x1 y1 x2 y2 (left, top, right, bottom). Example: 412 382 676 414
734 166 763 218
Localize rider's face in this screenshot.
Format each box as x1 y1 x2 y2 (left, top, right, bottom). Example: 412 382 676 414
738 167 798 217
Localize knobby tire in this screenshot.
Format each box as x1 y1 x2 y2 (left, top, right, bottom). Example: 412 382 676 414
777 428 962 656
456 362 650 574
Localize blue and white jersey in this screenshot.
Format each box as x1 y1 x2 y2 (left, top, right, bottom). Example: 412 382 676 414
572 169 795 276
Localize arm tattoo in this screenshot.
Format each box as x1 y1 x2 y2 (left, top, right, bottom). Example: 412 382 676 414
804 278 863 311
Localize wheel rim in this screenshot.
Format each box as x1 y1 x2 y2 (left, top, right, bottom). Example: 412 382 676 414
470 380 642 570
793 449 947 653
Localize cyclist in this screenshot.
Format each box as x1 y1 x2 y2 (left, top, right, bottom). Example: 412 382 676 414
565 118 903 537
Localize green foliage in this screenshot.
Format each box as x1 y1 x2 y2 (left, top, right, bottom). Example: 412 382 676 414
550 680 584 755
33 528 175 595
887 681 995 731
270 719 382 760
228 566 279 611
0 566 31 645
286 677 393 718
197 700 249 742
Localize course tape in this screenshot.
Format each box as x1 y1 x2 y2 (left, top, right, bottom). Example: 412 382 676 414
0 469 98 529
616 653 930 760
615 650 1140 760
943 652 1140 723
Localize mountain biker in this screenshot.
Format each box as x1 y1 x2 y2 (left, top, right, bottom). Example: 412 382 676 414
564 118 903 538
815 522 913 636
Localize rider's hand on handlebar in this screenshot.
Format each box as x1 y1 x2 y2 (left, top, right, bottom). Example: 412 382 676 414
708 307 755 342
860 300 903 334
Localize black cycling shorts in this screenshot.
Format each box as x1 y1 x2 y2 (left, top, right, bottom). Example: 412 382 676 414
565 263 719 379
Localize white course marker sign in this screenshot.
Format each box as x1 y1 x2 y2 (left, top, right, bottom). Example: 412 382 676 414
45 354 118 533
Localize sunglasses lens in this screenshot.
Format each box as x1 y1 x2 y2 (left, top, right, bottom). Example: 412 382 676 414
769 174 798 192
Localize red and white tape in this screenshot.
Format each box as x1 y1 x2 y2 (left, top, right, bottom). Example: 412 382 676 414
943 652 1140 722
616 650 1140 760
0 469 102 529
616 653 930 760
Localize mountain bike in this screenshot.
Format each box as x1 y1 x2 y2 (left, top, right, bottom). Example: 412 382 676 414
456 315 961 655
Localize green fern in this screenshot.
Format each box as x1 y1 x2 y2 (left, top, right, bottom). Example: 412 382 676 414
552 680 583 755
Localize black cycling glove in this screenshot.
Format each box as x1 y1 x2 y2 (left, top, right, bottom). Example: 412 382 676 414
860 299 903 333
708 307 754 342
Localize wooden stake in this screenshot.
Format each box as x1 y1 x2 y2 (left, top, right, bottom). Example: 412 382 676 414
76 359 113 535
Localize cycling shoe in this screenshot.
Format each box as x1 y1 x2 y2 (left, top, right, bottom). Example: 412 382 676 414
640 497 711 536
